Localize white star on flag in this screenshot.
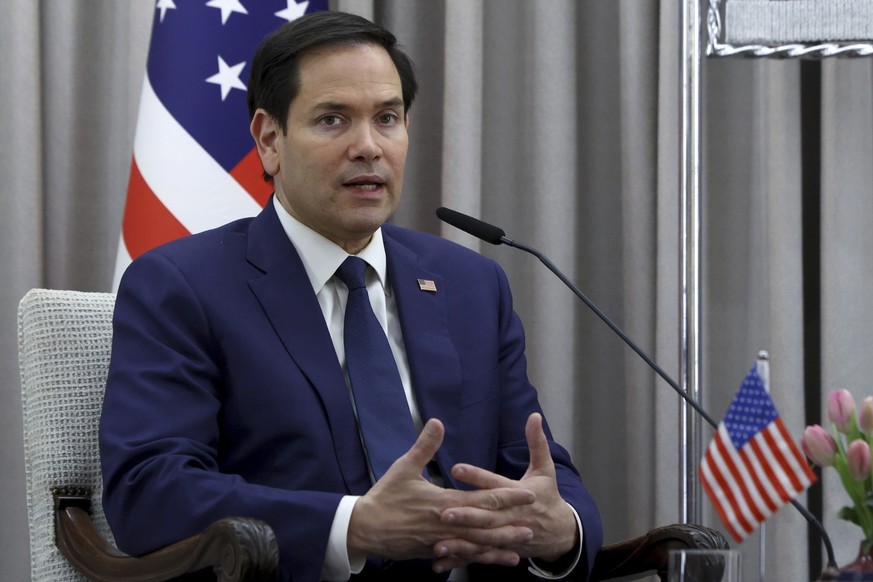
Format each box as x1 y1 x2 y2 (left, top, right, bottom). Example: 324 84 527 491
275 0 309 22
155 0 176 23
205 56 248 101
206 0 249 25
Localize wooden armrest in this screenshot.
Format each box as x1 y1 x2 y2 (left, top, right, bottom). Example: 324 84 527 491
53 489 279 582
590 523 729 581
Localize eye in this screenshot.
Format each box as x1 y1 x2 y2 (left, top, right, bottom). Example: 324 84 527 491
318 115 343 127
377 112 399 126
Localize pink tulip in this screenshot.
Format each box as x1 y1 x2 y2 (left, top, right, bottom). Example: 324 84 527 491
847 440 872 481
801 425 837 467
860 397 873 436
828 389 856 433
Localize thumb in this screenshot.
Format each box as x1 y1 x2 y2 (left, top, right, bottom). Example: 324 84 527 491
401 418 444 473
525 413 555 476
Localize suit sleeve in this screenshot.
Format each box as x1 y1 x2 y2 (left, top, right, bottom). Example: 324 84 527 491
490 262 604 579
99 250 337 582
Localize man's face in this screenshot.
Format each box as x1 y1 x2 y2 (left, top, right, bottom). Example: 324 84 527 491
254 42 409 254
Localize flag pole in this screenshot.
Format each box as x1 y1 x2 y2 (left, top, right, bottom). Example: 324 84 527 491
757 351 770 582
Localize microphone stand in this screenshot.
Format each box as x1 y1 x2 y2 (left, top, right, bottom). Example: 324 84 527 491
497 234 838 571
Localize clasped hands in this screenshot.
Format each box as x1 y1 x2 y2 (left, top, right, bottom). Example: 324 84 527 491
347 413 579 573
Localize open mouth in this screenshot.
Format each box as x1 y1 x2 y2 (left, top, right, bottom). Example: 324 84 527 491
344 176 386 192
347 183 381 191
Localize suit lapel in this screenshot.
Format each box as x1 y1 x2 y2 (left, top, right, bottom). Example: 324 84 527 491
384 230 464 486
246 201 371 494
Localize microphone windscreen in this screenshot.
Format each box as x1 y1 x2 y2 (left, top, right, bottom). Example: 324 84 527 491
435 207 505 245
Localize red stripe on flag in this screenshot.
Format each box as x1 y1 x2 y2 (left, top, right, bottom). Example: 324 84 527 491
699 459 744 542
738 446 780 513
714 432 767 523
122 157 191 260
774 417 818 483
230 147 273 207
712 434 758 531
748 437 792 502
762 425 804 492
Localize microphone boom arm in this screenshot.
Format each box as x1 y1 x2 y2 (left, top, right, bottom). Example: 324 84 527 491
500 235 718 428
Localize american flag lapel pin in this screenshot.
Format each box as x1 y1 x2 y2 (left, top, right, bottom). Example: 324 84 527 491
417 278 437 292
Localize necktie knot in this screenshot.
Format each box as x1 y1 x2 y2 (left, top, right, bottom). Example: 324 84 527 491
336 256 368 290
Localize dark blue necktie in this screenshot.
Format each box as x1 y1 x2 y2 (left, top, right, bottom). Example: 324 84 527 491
335 256 417 481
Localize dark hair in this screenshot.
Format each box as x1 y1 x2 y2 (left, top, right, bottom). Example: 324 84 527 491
247 11 418 133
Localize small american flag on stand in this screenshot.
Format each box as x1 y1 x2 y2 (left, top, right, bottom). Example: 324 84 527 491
113 0 328 289
699 361 816 542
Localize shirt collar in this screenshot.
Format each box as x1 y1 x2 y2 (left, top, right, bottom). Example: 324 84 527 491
272 196 388 294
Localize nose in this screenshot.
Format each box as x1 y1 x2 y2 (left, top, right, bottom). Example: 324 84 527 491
347 122 382 162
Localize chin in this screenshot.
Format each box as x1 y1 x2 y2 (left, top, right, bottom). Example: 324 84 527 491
348 207 393 229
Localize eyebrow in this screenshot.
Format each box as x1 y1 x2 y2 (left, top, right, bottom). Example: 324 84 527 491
312 97 404 114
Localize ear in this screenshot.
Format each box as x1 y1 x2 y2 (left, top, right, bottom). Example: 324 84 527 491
250 109 281 177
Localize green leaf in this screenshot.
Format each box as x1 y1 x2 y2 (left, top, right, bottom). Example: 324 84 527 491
839 505 862 527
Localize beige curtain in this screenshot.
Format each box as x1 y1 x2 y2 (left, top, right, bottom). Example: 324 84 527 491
2 0 872 579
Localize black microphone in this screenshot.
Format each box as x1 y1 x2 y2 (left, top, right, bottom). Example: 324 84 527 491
436 207 506 245
436 206 837 570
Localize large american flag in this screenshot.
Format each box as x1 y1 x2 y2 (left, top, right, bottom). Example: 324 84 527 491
699 361 816 542
114 0 328 288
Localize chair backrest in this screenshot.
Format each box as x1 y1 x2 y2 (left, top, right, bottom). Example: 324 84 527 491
18 288 117 582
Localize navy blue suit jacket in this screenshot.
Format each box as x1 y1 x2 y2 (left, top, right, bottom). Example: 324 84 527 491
99 199 602 581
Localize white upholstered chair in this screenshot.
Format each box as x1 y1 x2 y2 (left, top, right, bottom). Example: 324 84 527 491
18 288 278 582
19 289 117 581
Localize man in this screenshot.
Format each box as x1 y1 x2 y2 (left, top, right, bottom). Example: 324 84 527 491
100 11 602 581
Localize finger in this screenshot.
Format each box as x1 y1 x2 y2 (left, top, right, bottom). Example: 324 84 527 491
451 463 516 490
434 536 527 565
434 526 533 558
525 412 555 476
434 538 492 559
446 486 535 512
400 418 444 472
441 505 525 529
432 546 521 572
438 520 533 548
